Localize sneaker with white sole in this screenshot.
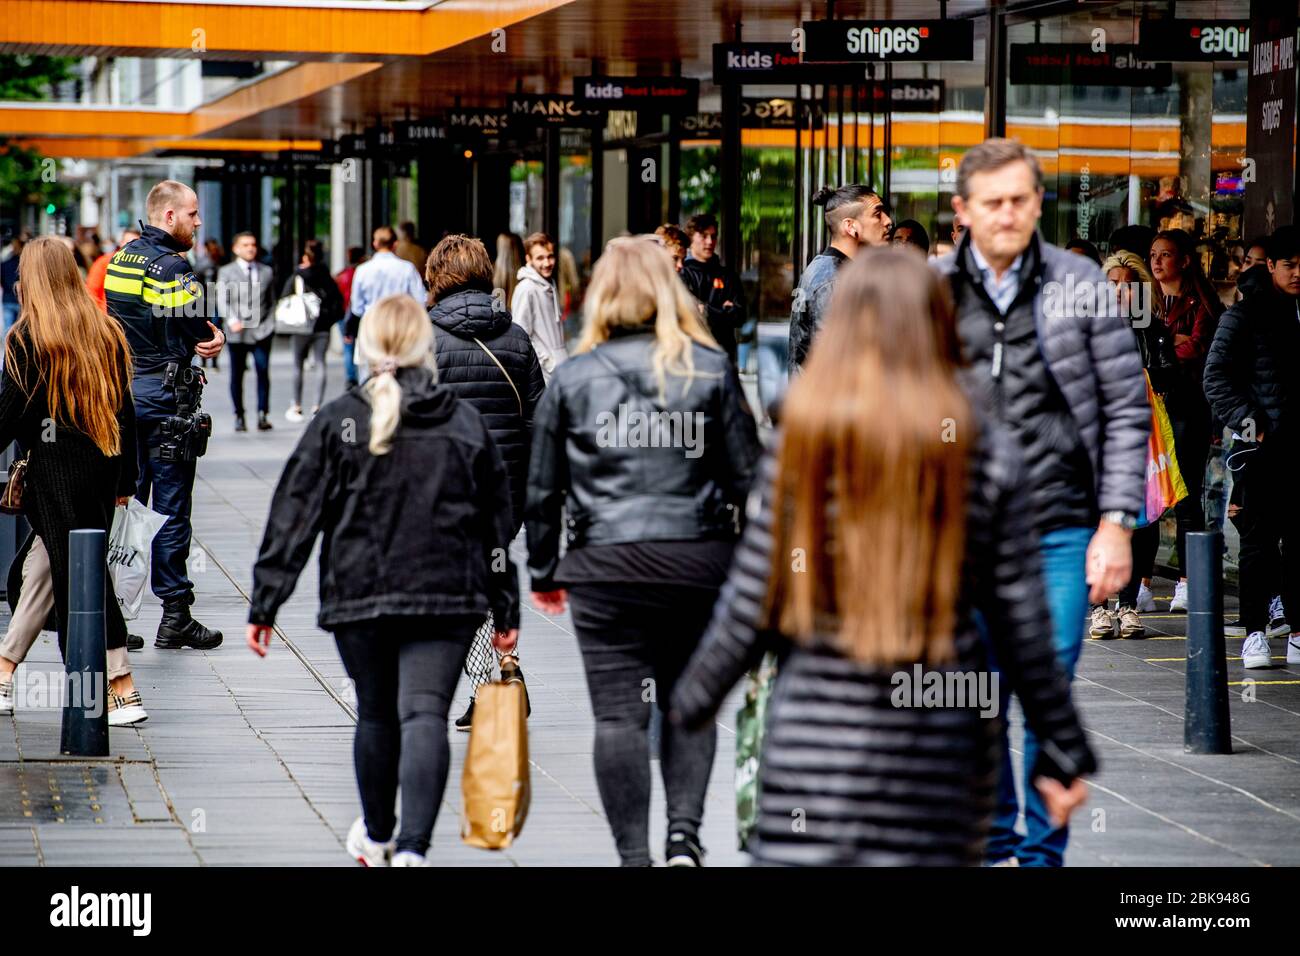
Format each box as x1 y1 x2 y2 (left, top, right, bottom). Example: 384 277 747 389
1267 595 1289 638
346 816 393 867
1242 632 1272 669
1169 580 1189 612
1288 635 1300 665
107 689 147 726
1225 617 1247 637
285 406 305 423
1135 582 1157 613
1117 605 1146 639
391 851 429 867
0 679 13 716
1089 605 1117 639
665 832 704 867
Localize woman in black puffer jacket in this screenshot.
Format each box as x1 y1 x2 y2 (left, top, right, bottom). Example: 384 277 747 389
669 248 1097 866
426 234 545 725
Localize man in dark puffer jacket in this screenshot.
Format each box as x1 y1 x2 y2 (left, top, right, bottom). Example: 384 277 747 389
933 138 1148 868
425 234 545 728
1203 226 1300 670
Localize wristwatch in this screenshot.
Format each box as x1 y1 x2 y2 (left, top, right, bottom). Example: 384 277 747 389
1100 510 1138 531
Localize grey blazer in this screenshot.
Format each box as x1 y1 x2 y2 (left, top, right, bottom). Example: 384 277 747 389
217 259 276 345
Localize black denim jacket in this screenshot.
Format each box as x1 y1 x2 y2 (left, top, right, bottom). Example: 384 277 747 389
250 366 520 630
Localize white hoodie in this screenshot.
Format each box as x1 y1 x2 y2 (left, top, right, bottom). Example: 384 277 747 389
511 263 568 382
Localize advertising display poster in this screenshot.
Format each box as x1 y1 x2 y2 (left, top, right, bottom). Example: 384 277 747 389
1244 0 1297 237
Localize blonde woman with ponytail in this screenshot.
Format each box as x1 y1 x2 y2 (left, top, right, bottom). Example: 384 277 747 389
248 293 520 867
525 236 762 866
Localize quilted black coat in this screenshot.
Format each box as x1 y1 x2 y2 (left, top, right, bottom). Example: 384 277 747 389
669 416 1098 866
429 287 546 529
1203 264 1300 439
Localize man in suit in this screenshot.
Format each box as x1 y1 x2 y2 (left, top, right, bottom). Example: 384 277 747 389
217 232 277 431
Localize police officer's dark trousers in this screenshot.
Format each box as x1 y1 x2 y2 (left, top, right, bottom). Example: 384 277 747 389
132 374 196 605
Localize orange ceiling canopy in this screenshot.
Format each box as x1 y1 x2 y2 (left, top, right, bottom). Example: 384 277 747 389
0 0 579 61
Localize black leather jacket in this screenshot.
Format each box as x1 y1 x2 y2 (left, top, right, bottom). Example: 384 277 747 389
525 327 762 591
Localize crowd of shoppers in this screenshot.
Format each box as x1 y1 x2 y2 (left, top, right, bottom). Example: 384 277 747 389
12 134 1297 870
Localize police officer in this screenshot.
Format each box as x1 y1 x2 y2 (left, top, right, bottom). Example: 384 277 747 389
105 180 226 649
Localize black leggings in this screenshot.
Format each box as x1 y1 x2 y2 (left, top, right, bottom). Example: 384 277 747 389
1118 522 1161 608
289 332 329 410
333 615 478 855
567 582 719 866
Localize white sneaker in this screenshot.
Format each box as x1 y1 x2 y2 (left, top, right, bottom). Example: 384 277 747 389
1135 583 1157 613
1169 580 1189 612
107 689 147 726
1288 635 1300 665
285 406 305 423
1117 606 1146 639
1267 595 1289 638
0 679 13 715
1242 632 1272 669
391 851 430 867
346 816 393 867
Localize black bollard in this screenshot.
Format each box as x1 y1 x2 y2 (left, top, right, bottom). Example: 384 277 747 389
1184 531 1231 754
61 529 109 756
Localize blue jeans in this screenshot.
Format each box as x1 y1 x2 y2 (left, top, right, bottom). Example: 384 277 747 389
133 373 198 605
986 524 1091 867
338 318 358 387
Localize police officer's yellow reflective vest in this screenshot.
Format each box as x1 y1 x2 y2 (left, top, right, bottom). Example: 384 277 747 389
104 225 207 376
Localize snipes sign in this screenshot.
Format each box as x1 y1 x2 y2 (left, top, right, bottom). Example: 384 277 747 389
801 20 974 62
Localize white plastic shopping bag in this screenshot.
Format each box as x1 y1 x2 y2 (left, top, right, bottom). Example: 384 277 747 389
108 499 169 620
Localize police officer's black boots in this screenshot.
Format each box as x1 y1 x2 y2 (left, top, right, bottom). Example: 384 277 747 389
155 601 224 650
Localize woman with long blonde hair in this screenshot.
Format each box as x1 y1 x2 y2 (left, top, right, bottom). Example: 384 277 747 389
249 294 519 866
0 236 145 725
526 236 762 866
670 248 1096 866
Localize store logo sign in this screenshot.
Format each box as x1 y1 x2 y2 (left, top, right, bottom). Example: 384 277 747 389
802 19 974 62
1197 25 1250 58
846 26 924 58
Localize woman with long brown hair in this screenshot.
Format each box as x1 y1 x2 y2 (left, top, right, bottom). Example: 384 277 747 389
0 236 146 725
670 248 1095 865
526 236 761 866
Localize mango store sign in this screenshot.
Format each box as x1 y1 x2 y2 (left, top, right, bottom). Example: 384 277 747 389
507 94 601 127
573 76 699 113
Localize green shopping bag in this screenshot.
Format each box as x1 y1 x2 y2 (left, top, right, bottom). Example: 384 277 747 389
735 652 778 852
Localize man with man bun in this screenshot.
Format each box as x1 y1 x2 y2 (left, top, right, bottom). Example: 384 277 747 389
788 184 893 372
